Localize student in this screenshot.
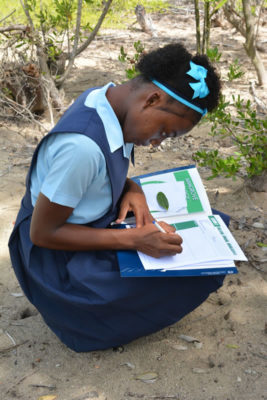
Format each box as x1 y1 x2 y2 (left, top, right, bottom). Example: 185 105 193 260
9 43 227 352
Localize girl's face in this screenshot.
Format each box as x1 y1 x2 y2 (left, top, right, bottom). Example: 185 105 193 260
122 89 199 147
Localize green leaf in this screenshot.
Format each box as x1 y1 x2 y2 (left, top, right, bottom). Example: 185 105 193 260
214 0 228 11
156 192 169 210
226 344 239 349
256 242 267 248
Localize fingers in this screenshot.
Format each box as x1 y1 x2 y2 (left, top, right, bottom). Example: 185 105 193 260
157 221 176 234
135 208 153 228
116 204 130 224
135 224 183 258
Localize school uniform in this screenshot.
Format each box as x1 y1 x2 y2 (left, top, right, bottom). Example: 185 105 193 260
8 83 229 352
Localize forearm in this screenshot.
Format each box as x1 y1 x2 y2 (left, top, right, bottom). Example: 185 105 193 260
30 193 182 256
30 222 138 252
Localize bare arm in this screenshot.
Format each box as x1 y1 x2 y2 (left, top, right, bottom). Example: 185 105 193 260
30 192 183 257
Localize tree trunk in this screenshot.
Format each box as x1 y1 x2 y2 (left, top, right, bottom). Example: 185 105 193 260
202 1 210 54
37 47 64 111
242 0 267 87
193 0 201 53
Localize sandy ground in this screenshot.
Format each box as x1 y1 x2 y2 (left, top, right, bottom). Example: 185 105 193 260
0 4 267 400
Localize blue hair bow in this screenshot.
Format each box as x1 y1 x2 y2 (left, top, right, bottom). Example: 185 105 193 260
186 61 210 99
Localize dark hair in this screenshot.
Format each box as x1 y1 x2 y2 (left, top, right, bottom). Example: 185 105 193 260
136 43 221 113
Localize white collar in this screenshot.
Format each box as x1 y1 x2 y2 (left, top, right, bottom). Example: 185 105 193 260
84 82 133 159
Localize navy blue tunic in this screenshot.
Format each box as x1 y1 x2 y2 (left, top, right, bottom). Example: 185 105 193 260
8 87 228 352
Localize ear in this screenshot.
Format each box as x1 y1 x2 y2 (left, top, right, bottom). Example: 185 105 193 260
143 91 163 109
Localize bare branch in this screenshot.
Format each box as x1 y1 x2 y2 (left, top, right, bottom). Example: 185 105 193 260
0 9 16 24
224 3 246 36
74 0 113 58
55 0 83 86
0 24 29 33
20 0 34 31
249 80 267 112
0 92 47 131
255 0 265 42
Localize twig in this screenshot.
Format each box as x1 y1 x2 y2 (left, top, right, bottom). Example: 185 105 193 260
19 0 34 32
0 340 29 354
250 351 267 360
5 368 39 395
0 10 17 24
249 80 267 112
30 384 57 390
0 93 47 131
0 24 28 33
5 331 16 345
247 256 264 272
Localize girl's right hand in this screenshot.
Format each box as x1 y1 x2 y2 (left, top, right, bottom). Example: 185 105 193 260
133 223 183 258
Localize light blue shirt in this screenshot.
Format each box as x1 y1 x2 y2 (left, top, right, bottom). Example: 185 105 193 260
30 82 133 224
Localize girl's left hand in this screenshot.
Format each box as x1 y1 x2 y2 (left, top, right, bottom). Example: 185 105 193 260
116 178 153 228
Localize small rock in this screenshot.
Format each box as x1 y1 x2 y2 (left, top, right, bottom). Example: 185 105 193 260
252 222 264 229
178 334 200 343
208 356 216 368
194 342 203 349
112 345 124 353
192 368 208 374
237 376 242 382
120 362 135 369
171 344 188 351
10 292 24 297
244 369 257 375
224 311 231 320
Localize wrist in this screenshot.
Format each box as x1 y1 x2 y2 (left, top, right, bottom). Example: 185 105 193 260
112 227 139 251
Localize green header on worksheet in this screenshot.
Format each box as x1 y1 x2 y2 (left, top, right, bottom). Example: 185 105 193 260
173 170 203 213
209 216 237 255
172 220 198 231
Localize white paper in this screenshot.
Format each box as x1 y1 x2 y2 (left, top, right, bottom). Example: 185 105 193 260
141 180 187 214
138 215 247 271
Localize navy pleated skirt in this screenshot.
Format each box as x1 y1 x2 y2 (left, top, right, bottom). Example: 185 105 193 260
9 210 229 352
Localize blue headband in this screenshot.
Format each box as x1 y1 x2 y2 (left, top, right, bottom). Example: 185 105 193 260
152 61 210 117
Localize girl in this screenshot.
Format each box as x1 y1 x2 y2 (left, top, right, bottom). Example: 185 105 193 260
9 43 226 352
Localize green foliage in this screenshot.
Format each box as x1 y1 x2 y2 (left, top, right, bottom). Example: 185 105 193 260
213 0 228 11
206 46 222 62
227 58 245 81
1 0 169 30
119 41 145 79
193 95 267 180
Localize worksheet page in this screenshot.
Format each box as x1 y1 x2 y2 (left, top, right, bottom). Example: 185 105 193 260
138 215 247 270
140 167 211 218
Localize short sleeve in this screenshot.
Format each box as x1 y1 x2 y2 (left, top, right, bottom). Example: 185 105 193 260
40 134 105 208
